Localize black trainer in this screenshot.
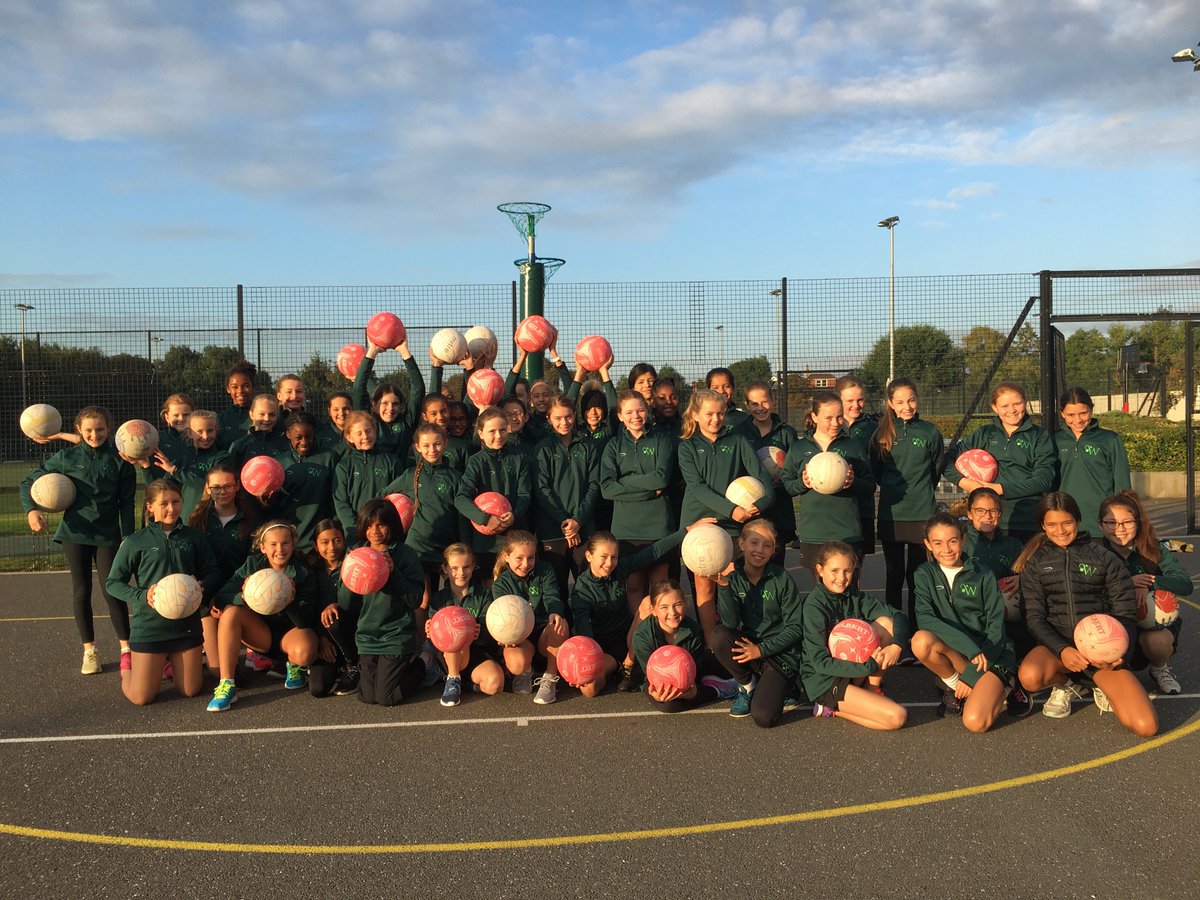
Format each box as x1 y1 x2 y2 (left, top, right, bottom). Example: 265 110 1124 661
1006 683 1034 718
936 686 963 718
334 664 360 696
616 664 639 693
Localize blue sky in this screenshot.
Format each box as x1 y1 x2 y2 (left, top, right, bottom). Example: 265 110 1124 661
1 0 1198 290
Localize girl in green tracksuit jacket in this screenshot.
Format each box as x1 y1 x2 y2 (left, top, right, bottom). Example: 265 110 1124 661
228 394 291 469
737 381 798 563
333 411 403 539
272 412 335 553
454 407 532 566
107 479 222 705
868 378 944 623
838 375 881 553
961 487 1030 656
801 541 908 731
20 405 136 675
944 381 1055 541
351 338 426 458
425 543 503 706
158 410 231 519
911 512 1018 732
1054 387 1131 531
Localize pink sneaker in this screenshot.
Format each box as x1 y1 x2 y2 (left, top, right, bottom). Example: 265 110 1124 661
244 650 273 673
162 660 174 682
120 649 132 672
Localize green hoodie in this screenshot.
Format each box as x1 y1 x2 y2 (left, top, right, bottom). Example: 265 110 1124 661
570 531 685 642
337 540 425 656
600 428 676 540
800 582 910 701
782 430 874 544
1053 420 1131 531
216 554 324 632
20 442 135 546
944 415 1055 534
453 444 532 554
533 433 601 542
737 414 798 541
384 459 464 564
912 558 1015 685
869 415 943 524
678 427 775 535
492 561 565 628
717 561 805 678
632 614 707 676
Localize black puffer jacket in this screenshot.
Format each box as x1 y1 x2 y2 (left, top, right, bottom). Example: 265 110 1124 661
1019 531 1136 657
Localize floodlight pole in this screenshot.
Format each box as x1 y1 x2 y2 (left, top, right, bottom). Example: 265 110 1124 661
14 303 33 411
878 216 900 384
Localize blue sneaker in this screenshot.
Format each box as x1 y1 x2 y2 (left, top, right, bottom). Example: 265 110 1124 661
440 675 463 707
207 678 237 712
284 662 307 690
729 682 753 718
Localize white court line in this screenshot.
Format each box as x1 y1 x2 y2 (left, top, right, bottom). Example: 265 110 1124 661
1 694 1197 746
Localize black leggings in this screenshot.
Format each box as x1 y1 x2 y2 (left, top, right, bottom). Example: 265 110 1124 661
62 541 127 644
358 653 426 706
882 541 924 621
710 625 794 728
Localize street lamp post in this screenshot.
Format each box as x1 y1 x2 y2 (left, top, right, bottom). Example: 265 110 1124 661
14 303 34 411
877 217 900 383
715 324 725 363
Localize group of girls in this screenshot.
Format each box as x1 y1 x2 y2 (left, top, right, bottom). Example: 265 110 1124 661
18 328 1185 735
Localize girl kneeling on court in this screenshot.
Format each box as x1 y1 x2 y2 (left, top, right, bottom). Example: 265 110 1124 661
1014 493 1156 737
711 519 804 728
207 521 325 712
911 512 1020 731
632 581 738 713
427 543 504 707
338 499 429 707
107 479 222 705
491 531 569 705
800 541 908 730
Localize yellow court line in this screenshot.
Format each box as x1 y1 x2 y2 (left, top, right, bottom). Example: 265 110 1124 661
0 616 75 622
1179 597 1200 612
1 714 1197 855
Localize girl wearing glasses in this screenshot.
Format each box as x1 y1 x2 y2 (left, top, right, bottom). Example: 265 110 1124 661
1054 388 1131 531
1097 491 1190 695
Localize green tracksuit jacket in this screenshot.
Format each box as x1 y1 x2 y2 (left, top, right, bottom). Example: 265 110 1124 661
678 427 775 534
801 582 910 701
453 445 532 554
492 562 565 629
913 558 1015 685
384 460 464 564
600 428 676 540
336 540 425 656
533 433 601 542
737 414 798 541
944 416 1055 535
19 442 135 546
570 531 685 643
782 431 874 544
1053 421 1131 532
869 416 943 525
718 562 805 678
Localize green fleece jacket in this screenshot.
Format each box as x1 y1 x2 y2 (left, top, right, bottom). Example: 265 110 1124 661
570 531 685 642
384 460 464 564
717 562 805 678
963 525 1023 580
800 582 910 701
533 433 601 542
1053 421 1131 531
106 522 223 644
737 414 798 540
453 445 532 554
273 449 334 552
333 446 403 536
492 562 565 628
216 554 323 632
19 442 135 546
869 416 943 524
913 558 1015 685
429 579 496 652
782 431 874 544
944 416 1055 534
336 540 425 656
1098 538 1194 597
678 427 775 535
632 614 707 676
600 428 676 540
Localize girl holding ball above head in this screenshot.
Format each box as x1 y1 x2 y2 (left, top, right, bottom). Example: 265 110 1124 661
945 381 1055 543
106 479 222 705
910 512 1025 729
352 335 426 456
1053 387 1131 531
677 389 775 640
782 391 874 579
1096 491 1190 696
454 406 531 575
207 521 324 712
1014 493 1156 736
800 541 908 730
20 405 136 676
710 519 804 727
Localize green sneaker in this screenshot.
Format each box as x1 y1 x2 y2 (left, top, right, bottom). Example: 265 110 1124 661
284 662 307 690
730 682 754 718
207 679 237 712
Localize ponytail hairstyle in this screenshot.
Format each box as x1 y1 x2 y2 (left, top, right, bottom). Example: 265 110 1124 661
1058 386 1094 411
648 579 685 608
680 388 724 440
1012 492 1082 573
474 405 507 436
583 530 619 556
253 519 298 554
187 461 260 539
814 539 859 572
160 393 195 425
283 410 318 433
546 392 575 419
493 529 538 581
410 422 447 516
871 377 919 458
804 391 841 432
1099 490 1160 564
74 405 112 432
143 477 183 520
740 517 778 549
923 510 963 539
990 381 1027 405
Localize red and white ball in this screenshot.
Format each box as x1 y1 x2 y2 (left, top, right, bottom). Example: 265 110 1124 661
20 404 62 440
385 493 415 534
341 547 391 595
464 325 499 365
485 594 535 645
467 368 505 409
430 328 468 365
757 446 786 482
472 491 512 534
645 645 697 693
998 575 1022 623
337 343 366 379
240 455 285 498
827 618 880 663
242 568 295 616
515 315 556 353
1135 588 1179 630
365 312 406 349
680 524 734 577
725 475 766 509
574 335 612 372
806 451 849 495
557 635 606 686
30 473 76 512
115 419 160 460
428 605 477 654
152 573 203 620
955 448 999 484
1073 613 1129 665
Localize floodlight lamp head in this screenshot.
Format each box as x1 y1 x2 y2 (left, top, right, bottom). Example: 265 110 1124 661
878 216 900 229
14 303 34 311
1171 48 1196 62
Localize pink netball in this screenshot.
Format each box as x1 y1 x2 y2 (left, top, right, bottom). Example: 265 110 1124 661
557 636 606 686
385 493 415 533
365 312 406 349
341 547 391 595
757 446 786 481
115 419 160 460
1073 613 1129 665
428 605 477 654
515 315 556 353
1135 588 1179 630
955 448 999 484
240 455 285 497
827 618 880 663
337 343 366 379
471 491 512 534
466 368 505 408
645 645 697 693
574 335 612 372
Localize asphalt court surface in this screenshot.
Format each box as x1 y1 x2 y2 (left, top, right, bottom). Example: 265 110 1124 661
1 533 1198 899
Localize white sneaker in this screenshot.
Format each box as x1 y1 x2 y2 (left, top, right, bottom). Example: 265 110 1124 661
1149 665 1181 695
1092 686 1112 714
81 647 102 675
533 673 559 705
1042 683 1086 719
